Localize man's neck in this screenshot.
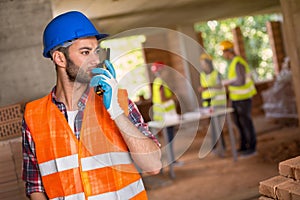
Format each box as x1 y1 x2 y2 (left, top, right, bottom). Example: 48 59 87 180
55 79 88 111
204 68 213 74
229 53 236 60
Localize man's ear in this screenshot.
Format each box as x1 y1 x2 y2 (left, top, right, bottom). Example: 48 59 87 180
52 51 67 68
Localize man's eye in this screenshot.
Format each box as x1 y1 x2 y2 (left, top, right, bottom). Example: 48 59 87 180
95 48 100 54
81 51 90 55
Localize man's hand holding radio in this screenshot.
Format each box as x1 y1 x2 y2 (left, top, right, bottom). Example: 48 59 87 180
90 60 124 120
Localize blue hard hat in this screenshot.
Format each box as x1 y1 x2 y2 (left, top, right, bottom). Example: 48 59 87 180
43 11 108 58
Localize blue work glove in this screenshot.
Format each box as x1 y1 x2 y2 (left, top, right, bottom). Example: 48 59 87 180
90 60 124 119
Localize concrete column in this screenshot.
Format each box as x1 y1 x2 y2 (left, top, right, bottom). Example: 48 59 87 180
232 27 247 60
280 0 300 120
0 0 54 107
196 32 204 49
175 24 203 111
266 21 286 76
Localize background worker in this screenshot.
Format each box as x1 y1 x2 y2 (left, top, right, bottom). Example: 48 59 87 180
220 40 257 157
198 53 227 108
198 53 227 155
22 11 161 200
151 61 183 166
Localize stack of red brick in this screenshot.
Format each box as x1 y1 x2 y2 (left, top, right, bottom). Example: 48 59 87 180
0 138 26 199
0 103 26 199
0 103 23 141
259 156 300 199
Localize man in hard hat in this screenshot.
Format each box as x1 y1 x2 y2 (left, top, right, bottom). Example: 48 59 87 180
198 53 227 155
220 40 257 157
22 11 161 200
151 61 183 167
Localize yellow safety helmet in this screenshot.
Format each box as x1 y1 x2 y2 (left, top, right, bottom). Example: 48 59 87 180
220 40 234 51
200 53 212 61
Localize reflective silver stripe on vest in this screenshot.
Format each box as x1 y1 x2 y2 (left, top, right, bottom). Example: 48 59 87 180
39 154 79 176
81 152 133 171
88 178 145 200
214 95 227 100
51 192 85 200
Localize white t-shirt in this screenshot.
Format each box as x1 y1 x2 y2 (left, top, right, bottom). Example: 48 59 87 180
67 110 79 133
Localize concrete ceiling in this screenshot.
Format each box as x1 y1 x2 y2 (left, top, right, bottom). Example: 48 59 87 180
51 0 281 35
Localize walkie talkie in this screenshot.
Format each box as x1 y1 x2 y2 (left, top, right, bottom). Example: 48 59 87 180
95 48 110 96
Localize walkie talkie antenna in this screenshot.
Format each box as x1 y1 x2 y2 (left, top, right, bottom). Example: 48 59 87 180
95 48 111 96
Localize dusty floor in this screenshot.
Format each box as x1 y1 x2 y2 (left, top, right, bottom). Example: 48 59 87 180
143 115 300 200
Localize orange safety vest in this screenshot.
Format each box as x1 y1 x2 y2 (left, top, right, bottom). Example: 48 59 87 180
24 89 147 200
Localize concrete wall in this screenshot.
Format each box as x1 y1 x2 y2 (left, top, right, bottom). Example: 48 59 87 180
175 24 202 109
0 0 55 107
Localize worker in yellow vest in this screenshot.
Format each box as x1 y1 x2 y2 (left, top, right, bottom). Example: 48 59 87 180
22 11 161 200
198 53 227 108
151 61 183 166
220 40 257 157
198 53 226 155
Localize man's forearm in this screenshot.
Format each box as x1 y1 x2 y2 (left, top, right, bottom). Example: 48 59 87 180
30 192 47 200
114 114 162 174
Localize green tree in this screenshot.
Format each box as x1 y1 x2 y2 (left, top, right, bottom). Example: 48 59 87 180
194 13 282 81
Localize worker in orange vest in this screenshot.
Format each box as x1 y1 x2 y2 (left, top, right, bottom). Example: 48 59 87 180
22 11 161 200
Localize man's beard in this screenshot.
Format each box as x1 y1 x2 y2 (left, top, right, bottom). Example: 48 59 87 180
66 57 91 84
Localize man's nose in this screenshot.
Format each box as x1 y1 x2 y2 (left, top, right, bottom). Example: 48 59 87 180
89 52 100 66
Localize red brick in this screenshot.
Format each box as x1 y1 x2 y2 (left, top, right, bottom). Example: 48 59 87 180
0 188 24 200
14 158 23 180
0 180 19 193
276 180 300 200
10 137 22 159
0 119 22 141
0 141 13 160
279 156 300 179
291 190 300 200
0 104 22 124
259 196 274 200
18 181 25 190
0 160 17 184
259 175 291 198
295 165 300 181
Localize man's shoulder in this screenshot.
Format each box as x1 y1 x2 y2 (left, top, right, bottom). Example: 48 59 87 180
234 56 247 64
25 94 50 112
